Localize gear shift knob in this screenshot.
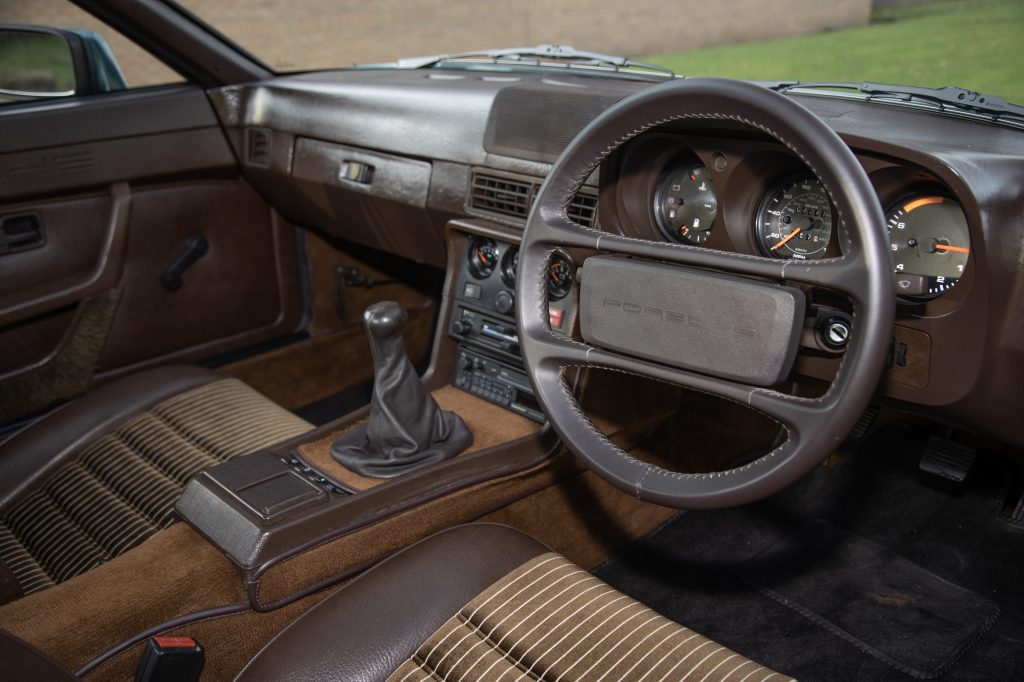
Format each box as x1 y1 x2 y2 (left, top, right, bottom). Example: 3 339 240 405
331 301 472 478
364 300 405 338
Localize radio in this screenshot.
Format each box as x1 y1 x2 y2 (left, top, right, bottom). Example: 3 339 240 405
449 305 521 361
453 347 544 422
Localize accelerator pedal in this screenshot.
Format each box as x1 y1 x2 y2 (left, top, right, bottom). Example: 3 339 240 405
919 435 977 483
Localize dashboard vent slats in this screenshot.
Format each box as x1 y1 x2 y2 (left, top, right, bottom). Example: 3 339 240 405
470 173 534 218
470 171 598 228
245 128 273 168
568 190 599 230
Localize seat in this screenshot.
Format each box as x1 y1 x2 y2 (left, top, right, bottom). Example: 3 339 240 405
238 524 790 682
0 365 311 604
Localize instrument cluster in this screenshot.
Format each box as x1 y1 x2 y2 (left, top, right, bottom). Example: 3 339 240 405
636 140 972 302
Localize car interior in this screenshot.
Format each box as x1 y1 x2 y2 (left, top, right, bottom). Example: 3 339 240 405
0 1 1022 680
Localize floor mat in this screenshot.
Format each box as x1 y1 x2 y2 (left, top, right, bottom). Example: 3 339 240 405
740 520 998 678
594 425 1024 681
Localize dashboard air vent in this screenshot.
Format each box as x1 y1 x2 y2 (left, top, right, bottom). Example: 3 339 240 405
567 190 599 229
469 172 535 219
245 127 272 168
469 170 600 227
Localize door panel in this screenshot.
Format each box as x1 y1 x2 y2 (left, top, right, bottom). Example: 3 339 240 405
0 86 304 422
0 184 129 328
96 179 301 376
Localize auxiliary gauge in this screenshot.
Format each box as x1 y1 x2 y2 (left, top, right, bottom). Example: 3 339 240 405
547 255 574 300
467 237 498 279
756 176 834 259
653 162 718 245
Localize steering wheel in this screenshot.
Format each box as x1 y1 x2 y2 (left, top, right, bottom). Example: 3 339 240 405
516 78 895 509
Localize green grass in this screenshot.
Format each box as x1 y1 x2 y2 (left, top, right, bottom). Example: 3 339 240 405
644 0 1024 105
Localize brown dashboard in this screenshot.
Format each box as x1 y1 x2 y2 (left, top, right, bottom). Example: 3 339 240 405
209 69 1024 448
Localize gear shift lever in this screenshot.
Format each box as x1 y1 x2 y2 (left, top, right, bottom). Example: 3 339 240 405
331 301 472 477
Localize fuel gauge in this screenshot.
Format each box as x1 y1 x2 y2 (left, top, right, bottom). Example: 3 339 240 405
653 162 718 245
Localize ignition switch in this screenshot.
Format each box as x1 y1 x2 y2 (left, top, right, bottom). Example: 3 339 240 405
818 315 852 350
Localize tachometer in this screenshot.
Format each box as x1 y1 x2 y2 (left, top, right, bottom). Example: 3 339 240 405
755 176 834 259
886 195 970 298
653 162 718 245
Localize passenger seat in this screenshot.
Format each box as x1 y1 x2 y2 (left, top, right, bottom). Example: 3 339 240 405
0 366 311 604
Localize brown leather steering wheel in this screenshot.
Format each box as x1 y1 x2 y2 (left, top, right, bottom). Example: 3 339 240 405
516 78 895 509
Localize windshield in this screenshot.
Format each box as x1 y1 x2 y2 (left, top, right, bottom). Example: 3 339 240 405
175 0 1022 106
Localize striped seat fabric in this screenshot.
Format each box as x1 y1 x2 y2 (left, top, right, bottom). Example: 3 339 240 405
0 378 311 598
389 552 790 682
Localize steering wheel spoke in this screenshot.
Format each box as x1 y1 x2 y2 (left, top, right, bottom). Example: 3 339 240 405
589 231 789 281
780 256 867 299
550 339 818 431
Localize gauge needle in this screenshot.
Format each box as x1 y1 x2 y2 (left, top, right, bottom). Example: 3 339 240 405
771 227 802 251
478 252 489 264
934 244 970 254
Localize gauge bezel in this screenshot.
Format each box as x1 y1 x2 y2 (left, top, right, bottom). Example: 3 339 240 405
467 236 498 279
651 160 718 245
754 174 836 260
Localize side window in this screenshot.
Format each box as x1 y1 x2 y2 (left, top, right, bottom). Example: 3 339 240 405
0 0 183 106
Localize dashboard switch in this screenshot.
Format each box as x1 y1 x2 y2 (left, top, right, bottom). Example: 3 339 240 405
495 291 514 315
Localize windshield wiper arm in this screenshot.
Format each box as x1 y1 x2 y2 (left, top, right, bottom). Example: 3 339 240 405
395 44 674 76
772 81 1024 120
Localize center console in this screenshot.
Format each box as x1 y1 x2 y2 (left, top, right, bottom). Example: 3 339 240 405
448 232 577 423
173 220 567 609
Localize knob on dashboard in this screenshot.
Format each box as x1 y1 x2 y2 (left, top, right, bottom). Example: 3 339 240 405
494 291 515 315
453 319 472 335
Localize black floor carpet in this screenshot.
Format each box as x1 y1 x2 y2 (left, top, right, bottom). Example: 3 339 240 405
594 425 1024 681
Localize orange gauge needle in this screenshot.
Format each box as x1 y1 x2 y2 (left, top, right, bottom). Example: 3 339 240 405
934 244 970 254
771 227 802 251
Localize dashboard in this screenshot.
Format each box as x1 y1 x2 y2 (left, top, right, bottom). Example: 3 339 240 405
209 68 1024 448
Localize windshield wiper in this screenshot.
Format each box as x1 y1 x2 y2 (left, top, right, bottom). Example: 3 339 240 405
771 81 1024 123
393 44 675 77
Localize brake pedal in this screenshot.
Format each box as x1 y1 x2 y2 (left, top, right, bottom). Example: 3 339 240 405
919 435 977 483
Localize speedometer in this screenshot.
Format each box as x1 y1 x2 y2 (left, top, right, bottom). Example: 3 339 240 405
755 176 834 260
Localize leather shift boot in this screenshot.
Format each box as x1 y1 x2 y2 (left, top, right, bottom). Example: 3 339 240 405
331 301 472 477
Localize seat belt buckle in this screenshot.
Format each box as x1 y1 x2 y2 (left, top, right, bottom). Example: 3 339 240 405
134 636 204 682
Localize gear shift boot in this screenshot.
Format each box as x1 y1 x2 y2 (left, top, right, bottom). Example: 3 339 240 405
331 301 472 478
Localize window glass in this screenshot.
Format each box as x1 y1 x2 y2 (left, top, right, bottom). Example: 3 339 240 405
0 0 183 104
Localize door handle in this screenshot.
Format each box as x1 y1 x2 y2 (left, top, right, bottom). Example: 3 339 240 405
161 235 209 291
0 212 45 254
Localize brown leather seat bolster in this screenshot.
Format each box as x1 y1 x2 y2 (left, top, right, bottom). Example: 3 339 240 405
0 629 78 681
0 365 224 513
235 523 549 682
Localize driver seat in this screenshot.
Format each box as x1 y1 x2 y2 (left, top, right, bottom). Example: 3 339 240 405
237 524 790 681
